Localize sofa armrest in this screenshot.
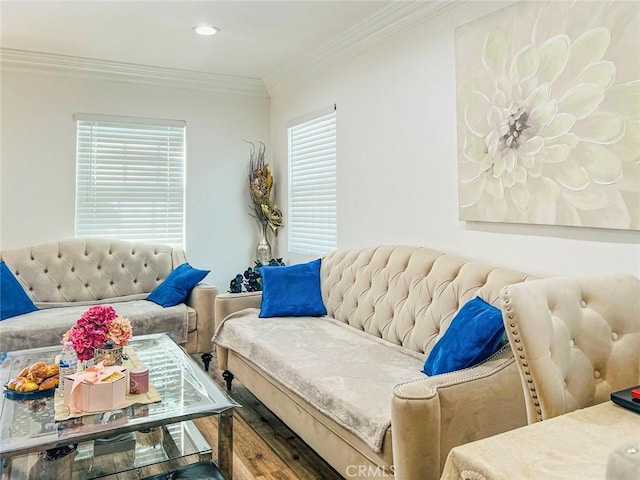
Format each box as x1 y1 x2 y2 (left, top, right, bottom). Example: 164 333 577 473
213 292 262 369
391 347 527 480
186 284 218 353
215 292 263 328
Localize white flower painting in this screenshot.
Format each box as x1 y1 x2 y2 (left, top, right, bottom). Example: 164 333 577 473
455 1 639 230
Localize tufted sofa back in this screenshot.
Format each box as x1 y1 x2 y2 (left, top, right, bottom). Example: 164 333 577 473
320 245 534 357
0 238 186 305
501 274 640 423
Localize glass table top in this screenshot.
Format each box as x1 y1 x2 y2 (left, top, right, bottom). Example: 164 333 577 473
0 333 239 459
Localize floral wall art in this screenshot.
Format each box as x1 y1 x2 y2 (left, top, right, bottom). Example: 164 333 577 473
455 0 639 230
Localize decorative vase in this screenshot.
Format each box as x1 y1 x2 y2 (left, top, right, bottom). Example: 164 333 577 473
82 358 96 370
256 220 271 265
94 345 124 366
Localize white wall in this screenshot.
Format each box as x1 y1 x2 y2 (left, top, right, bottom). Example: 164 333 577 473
0 69 270 288
270 1 640 277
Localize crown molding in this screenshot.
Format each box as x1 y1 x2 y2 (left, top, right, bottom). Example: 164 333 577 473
263 0 468 93
0 48 269 98
1 1 467 98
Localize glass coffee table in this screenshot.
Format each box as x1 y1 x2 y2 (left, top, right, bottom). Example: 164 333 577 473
0 333 239 479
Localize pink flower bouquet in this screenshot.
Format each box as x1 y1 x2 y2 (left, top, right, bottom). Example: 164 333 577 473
62 305 133 361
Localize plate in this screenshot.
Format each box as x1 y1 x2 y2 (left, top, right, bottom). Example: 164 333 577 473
3 384 56 401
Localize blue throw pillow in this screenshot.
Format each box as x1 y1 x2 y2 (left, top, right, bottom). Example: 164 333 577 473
1 262 39 321
422 296 505 376
259 258 327 318
147 263 209 308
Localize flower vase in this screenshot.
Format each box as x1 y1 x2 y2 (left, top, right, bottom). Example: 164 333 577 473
94 345 124 366
81 358 95 371
256 220 271 266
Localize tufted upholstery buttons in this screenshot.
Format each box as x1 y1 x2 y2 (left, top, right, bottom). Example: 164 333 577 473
121 264 125 269
1 239 177 304
501 273 640 425
15 271 19 276
144 263 148 267
134 279 138 283
110 281 114 285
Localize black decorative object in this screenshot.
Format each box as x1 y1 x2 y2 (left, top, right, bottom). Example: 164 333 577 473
200 353 213 371
222 370 234 391
229 274 244 294
228 258 285 293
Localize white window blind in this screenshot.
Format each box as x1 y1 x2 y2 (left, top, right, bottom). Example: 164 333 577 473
75 114 186 247
288 106 337 255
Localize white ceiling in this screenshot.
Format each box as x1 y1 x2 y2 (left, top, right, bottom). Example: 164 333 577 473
0 1 392 81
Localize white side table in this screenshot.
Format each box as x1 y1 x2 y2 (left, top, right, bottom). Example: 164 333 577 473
441 401 640 480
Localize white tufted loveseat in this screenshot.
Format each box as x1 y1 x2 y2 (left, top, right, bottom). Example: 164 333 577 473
0 239 217 367
213 245 538 480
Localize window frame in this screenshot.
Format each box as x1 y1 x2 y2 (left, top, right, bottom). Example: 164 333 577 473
287 105 337 256
74 113 186 248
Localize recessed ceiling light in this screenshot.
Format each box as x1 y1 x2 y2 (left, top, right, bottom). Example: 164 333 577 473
192 25 219 36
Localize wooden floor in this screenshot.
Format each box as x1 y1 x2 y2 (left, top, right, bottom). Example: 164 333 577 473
194 364 343 480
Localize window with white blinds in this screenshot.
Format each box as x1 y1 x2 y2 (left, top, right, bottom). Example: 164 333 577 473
75 114 186 247
287 106 337 255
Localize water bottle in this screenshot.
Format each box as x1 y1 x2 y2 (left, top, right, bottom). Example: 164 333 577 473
59 342 78 397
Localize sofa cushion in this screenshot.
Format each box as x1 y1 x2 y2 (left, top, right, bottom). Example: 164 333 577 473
319 245 533 356
422 297 505 376
0 239 181 303
0 300 189 352
147 263 209 307
0 262 38 320
214 308 425 452
259 259 327 318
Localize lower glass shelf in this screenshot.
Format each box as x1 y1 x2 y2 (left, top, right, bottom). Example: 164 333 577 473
5 421 212 480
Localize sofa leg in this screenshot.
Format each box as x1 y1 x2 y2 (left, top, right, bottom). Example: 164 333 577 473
201 353 213 371
222 370 234 391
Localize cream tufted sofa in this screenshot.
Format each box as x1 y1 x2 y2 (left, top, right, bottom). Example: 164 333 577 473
213 245 538 480
0 239 217 366
501 273 640 423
